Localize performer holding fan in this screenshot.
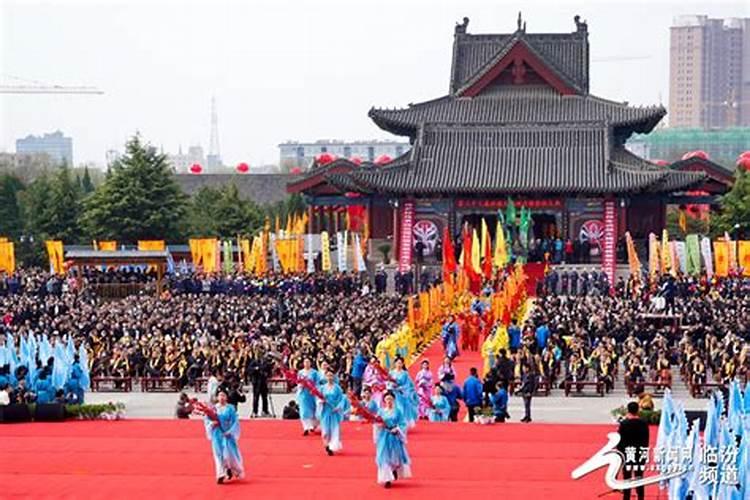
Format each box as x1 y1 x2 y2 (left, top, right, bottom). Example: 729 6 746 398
317 369 346 456
295 357 321 436
196 390 245 484
350 390 412 488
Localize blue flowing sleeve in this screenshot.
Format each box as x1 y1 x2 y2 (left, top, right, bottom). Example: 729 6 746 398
204 415 218 440
223 405 241 440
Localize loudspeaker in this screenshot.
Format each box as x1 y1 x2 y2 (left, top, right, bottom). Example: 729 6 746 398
0 404 33 423
35 403 65 422
684 410 707 431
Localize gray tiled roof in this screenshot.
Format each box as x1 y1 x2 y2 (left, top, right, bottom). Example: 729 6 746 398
175 174 292 205
327 123 704 196
450 31 589 93
369 86 664 139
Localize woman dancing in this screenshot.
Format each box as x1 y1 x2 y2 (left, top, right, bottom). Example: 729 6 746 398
389 356 418 428
317 369 346 455
428 385 451 422
415 359 434 420
375 391 412 488
204 390 245 484
296 357 321 436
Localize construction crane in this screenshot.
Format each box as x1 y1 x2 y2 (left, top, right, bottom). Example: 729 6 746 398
0 74 103 94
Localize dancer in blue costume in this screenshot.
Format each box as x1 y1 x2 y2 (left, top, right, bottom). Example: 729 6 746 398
388 357 418 428
296 357 320 435
375 391 412 488
204 390 245 484
428 385 451 422
317 369 346 455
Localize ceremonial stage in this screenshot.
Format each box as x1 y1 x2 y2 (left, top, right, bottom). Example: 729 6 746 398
1 419 638 499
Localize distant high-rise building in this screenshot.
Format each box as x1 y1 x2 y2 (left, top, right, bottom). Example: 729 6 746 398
278 140 410 169
15 130 73 165
669 16 750 128
207 96 222 171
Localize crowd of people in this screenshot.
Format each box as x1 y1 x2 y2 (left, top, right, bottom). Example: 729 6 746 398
513 272 750 399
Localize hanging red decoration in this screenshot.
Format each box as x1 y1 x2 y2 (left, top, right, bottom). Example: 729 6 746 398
374 154 392 165
737 152 750 172
652 159 670 167
350 156 363 165
316 152 336 165
681 150 709 161
189 163 202 174
290 167 302 175
236 162 249 174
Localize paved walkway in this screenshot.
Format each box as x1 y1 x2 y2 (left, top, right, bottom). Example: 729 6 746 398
86 368 706 423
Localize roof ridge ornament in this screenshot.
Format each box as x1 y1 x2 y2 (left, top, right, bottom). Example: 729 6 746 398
574 15 588 33
455 17 469 34
517 12 525 32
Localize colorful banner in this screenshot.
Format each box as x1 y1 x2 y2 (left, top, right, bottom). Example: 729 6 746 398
269 234 280 272
674 241 687 274
648 233 659 276
222 240 233 273
494 217 507 268
686 234 701 275
99 240 117 251
724 232 737 271
45 240 64 275
701 237 714 277
354 233 366 273
601 200 617 287
336 231 348 272
625 231 641 276
321 231 331 272
306 233 315 273
189 239 202 267
660 229 671 275
738 241 750 277
398 201 414 272
713 240 729 277
137 240 165 251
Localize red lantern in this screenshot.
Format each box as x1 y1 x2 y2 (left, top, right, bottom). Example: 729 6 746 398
316 153 336 165
189 163 202 174
374 154 392 165
290 167 302 175
737 152 750 172
236 162 249 174
652 159 670 167
681 150 709 161
350 156 362 165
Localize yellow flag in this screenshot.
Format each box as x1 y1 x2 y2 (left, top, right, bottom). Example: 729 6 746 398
648 233 659 276
714 240 729 277
138 240 165 251
45 240 65 275
321 231 331 272
99 240 117 251
625 232 641 276
481 218 489 264
660 229 671 274
493 219 507 268
738 241 750 277
0 241 16 274
471 228 481 274
189 239 203 267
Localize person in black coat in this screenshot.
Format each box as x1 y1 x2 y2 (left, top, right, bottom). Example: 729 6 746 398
617 402 649 500
375 267 387 294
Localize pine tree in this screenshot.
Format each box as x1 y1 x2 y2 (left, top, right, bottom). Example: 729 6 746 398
715 168 750 238
81 166 95 194
45 165 82 241
80 134 188 242
186 184 263 237
0 174 25 239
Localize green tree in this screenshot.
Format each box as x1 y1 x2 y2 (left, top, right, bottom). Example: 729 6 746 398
0 174 25 239
19 174 53 237
80 134 188 242
45 165 82 241
81 166 95 194
187 184 263 237
714 168 749 238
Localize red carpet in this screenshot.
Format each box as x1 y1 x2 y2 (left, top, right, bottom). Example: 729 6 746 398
0 419 648 499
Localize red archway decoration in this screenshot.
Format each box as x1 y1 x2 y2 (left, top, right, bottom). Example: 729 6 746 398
189 163 203 174
236 162 249 174
316 153 336 165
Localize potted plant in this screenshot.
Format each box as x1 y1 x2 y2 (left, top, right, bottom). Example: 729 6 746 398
378 243 392 264
475 405 495 425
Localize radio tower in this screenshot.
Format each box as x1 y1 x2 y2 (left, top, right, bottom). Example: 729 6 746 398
207 96 222 170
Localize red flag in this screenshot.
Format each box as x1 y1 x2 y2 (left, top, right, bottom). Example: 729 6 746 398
442 226 456 276
482 230 493 280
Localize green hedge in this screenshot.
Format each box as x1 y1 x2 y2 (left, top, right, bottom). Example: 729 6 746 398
25 402 125 420
611 405 661 424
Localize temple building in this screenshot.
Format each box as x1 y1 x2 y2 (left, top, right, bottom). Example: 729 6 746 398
288 14 731 280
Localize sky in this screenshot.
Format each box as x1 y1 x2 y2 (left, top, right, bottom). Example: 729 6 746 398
1 0 748 168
